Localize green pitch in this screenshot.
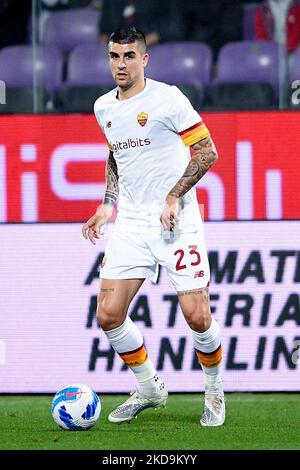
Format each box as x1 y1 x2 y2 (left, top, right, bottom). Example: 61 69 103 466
0 394 299 450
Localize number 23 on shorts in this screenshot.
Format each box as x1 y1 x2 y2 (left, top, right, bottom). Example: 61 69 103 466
174 245 201 271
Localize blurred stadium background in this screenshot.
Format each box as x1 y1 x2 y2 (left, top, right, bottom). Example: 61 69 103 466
0 0 300 451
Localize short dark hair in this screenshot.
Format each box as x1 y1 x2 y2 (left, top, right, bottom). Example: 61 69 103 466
109 26 146 52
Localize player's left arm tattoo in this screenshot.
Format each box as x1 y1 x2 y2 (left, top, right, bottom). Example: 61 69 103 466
103 150 119 207
168 136 218 199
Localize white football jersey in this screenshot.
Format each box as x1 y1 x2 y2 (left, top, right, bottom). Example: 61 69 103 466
94 78 210 233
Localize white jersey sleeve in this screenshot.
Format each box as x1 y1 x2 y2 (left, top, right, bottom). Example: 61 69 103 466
94 98 104 131
94 96 113 151
165 86 210 147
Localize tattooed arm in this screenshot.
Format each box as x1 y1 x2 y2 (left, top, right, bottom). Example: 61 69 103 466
82 150 119 244
103 150 119 207
160 137 218 230
169 136 218 198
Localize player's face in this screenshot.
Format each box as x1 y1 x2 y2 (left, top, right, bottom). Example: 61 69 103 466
108 41 148 90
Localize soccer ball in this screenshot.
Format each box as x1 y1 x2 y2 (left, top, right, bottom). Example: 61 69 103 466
51 384 101 431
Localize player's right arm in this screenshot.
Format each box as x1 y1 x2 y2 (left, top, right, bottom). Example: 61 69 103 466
81 150 119 245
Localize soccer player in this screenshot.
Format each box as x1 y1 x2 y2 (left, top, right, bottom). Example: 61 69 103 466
82 26 225 426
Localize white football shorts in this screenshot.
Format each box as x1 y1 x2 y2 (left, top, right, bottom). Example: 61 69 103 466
100 226 210 292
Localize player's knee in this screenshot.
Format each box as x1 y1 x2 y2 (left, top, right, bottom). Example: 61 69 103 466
186 309 211 333
96 298 124 330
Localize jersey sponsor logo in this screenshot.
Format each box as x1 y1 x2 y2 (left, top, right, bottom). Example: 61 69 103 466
137 112 148 127
111 138 151 152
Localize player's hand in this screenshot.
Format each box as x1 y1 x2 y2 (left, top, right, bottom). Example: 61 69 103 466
160 195 180 231
81 204 113 245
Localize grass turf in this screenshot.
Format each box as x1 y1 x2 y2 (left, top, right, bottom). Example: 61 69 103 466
0 393 299 450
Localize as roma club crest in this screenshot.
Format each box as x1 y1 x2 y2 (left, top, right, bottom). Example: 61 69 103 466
137 112 148 127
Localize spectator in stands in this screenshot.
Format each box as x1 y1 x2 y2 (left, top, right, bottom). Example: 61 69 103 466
0 0 31 49
254 0 300 53
183 0 243 60
99 0 184 47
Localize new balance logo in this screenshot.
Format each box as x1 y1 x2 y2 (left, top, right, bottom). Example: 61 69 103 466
194 270 204 278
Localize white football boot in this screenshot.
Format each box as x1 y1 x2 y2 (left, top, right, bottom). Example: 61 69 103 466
200 380 226 427
108 384 168 423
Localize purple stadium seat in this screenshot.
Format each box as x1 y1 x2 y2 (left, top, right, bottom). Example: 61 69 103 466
146 42 212 87
65 44 114 86
43 9 100 52
56 44 114 112
0 45 63 90
215 41 279 89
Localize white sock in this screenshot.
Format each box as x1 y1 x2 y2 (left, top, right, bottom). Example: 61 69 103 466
193 316 223 388
103 317 163 394
137 373 166 396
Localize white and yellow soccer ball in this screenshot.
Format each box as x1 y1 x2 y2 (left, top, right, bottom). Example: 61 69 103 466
51 384 101 430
